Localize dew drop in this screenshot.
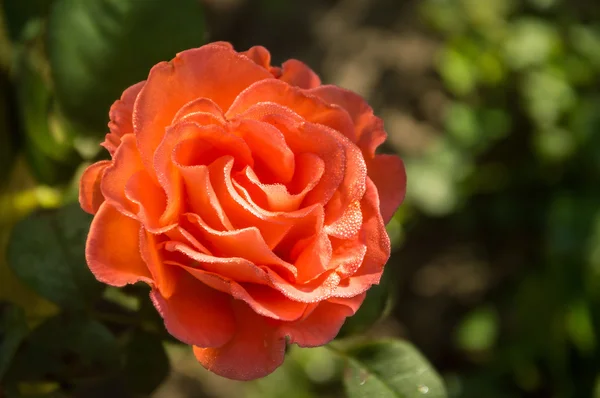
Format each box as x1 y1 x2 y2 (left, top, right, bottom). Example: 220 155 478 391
418 385 429 394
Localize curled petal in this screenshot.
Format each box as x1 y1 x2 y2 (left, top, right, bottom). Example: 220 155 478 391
333 179 390 298
85 203 152 286
232 119 295 184
227 80 354 140
79 160 110 214
183 212 296 280
134 44 272 178
140 230 177 298
279 59 321 89
150 270 236 348
124 170 171 233
309 85 387 156
155 122 252 229
172 97 225 124
182 266 306 322
103 81 145 155
193 300 286 381
101 134 144 218
242 45 271 69
175 163 233 231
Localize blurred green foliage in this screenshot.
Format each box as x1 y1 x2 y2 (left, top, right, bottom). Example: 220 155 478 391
412 0 600 396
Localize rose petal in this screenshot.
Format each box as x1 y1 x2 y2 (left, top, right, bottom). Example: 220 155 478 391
79 160 110 214
279 59 321 89
165 241 269 285
231 119 295 184
293 231 333 283
182 266 306 322
175 163 233 231
150 270 236 347
172 97 224 124
101 134 144 218
208 157 293 248
124 170 171 233
280 293 365 347
193 301 286 381
155 122 252 229
103 81 145 155
227 79 354 139
368 155 407 224
242 45 271 69
183 212 296 280
333 179 390 297
140 230 177 298
309 85 387 155
85 202 152 286
134 44 272 178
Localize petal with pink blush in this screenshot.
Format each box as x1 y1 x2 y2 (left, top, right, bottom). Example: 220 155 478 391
150 270 236 348
133 44 272 178
103 81 145 155
193 300 286 381
280 293 365 347
79 160 110 214
85 202 152 286
279 59 321 89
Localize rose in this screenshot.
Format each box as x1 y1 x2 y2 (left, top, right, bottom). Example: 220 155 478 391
79 42 406 380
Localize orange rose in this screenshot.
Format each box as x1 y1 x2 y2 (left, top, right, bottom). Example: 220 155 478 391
79 42 406 380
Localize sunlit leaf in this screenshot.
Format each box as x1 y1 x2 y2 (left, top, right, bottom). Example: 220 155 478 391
336 339 447 398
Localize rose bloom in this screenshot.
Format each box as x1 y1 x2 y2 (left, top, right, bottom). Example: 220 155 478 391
79 42 406 380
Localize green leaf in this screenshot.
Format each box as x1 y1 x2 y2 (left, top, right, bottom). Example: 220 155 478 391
14 44 80 184
1 0 53 42
123 330 170 395
6 314 119 383
47 0 205 136
0 304 28 381
337 339 447 398
7 203 103 310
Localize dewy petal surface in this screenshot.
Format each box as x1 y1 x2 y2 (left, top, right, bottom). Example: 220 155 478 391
80 42 407 382
150 270 236 348
79 160 110 214
193 301 286 381
133 44 272 178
